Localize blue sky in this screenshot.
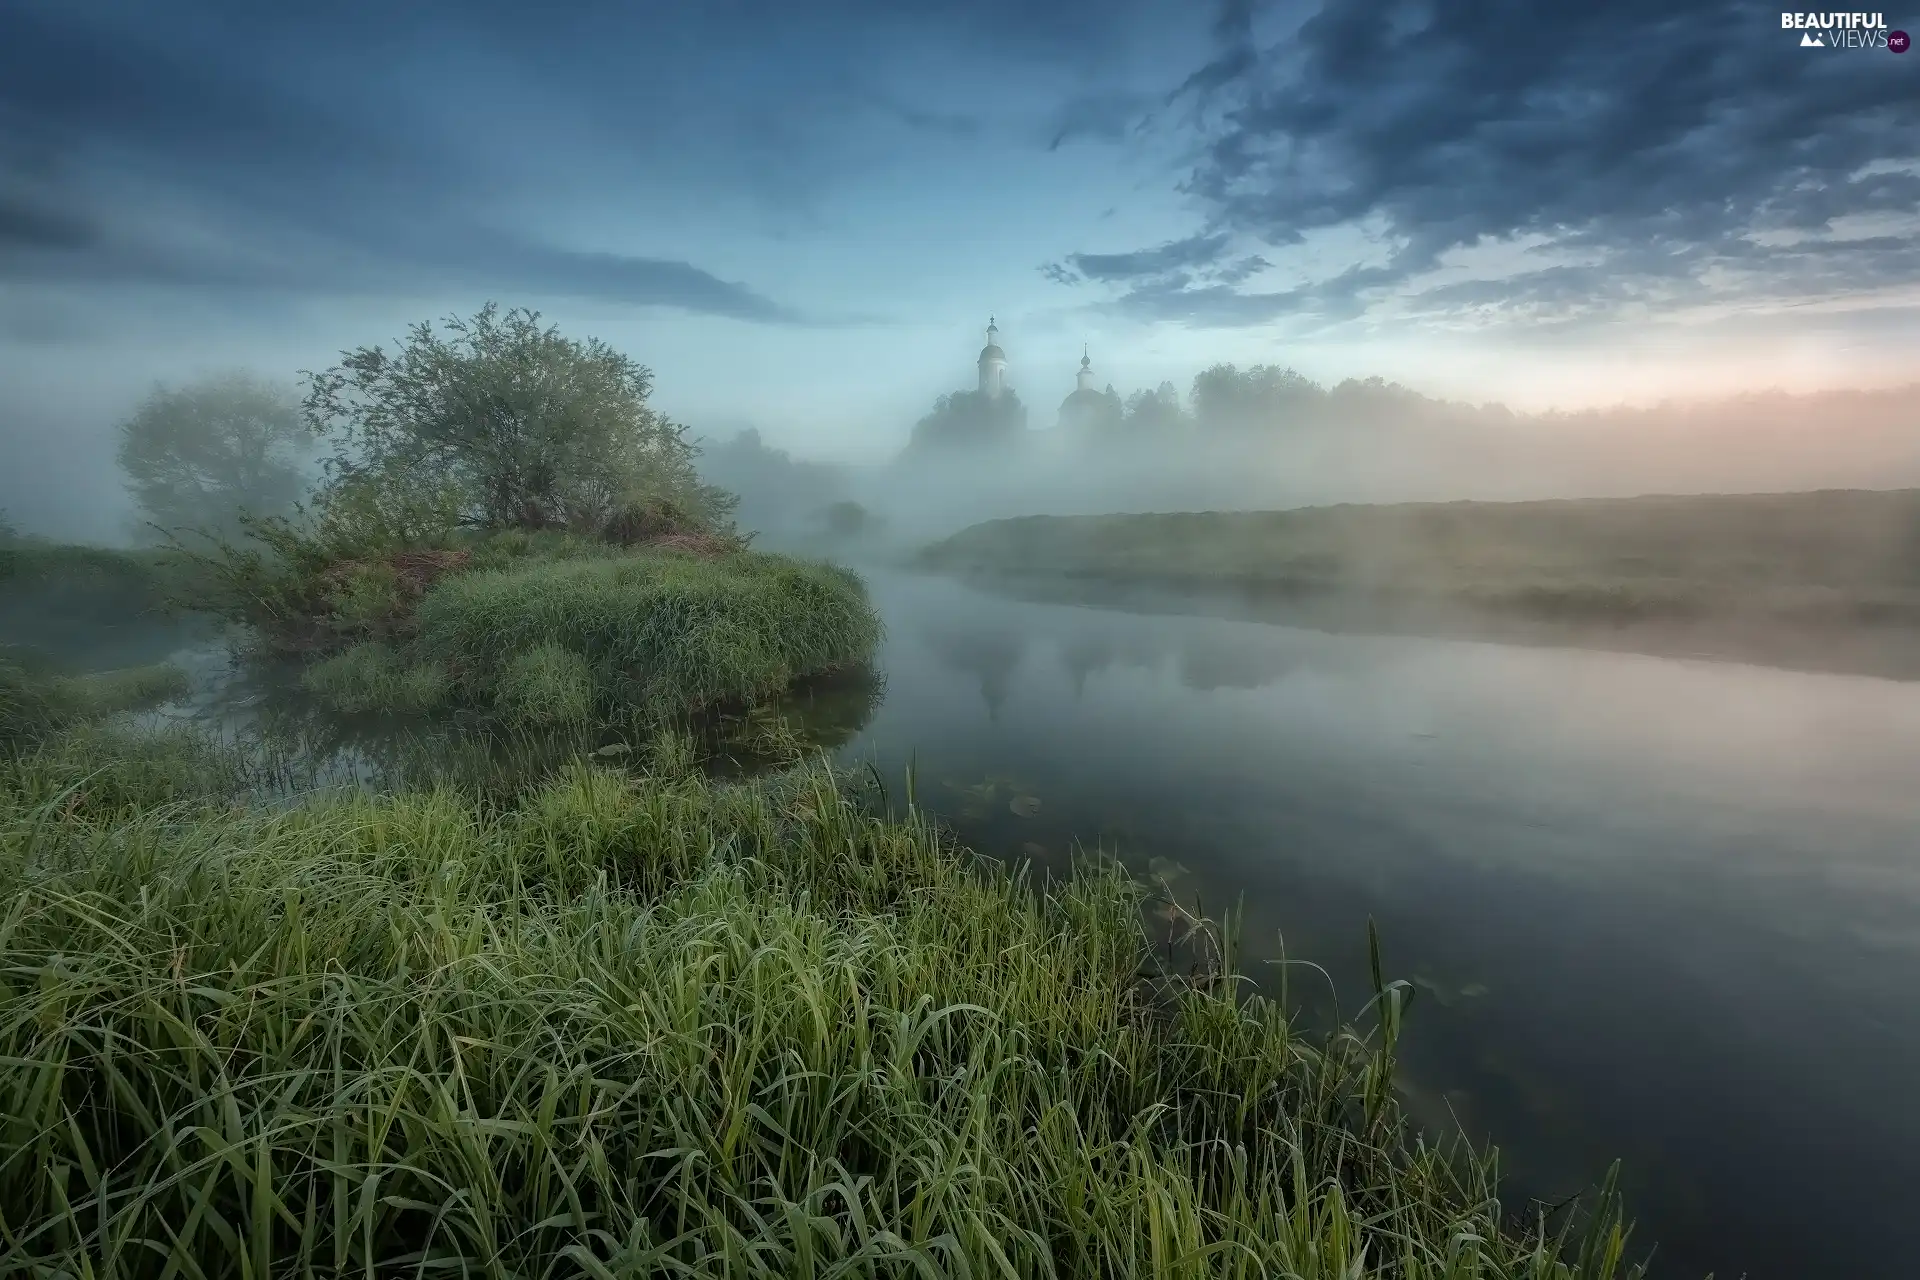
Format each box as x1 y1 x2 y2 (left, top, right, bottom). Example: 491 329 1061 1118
2 0 1917 482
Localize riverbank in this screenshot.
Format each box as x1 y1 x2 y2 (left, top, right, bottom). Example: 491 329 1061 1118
0 718 1643 1275
917 490 1920 634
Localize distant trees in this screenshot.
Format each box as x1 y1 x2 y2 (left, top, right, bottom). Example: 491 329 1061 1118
905 389 1028 455
819 500 874 540
115 373 314 541
304 303 734 541
698 428 850 536
1189 363 1325 430
1121 381 1188 434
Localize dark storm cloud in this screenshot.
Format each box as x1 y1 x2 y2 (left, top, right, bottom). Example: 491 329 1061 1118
1056 0 1920 327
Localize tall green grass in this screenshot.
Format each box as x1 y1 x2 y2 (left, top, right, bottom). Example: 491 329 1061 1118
0 738 1643 1277
302 548 883 730
299 641 452 715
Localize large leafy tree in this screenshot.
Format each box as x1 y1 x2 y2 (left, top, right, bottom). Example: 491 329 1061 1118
115 374 313 540
303 303 732 535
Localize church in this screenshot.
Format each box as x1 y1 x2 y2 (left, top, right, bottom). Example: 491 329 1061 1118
903 317 1123 457
970 317 1121 433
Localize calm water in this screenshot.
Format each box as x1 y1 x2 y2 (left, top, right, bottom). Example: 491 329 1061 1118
835 570 1920 1280
125 566 1920 1278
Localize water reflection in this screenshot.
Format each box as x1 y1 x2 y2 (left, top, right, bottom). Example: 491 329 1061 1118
155 639 885 791
846 570 1920 1280
925 626 1028 720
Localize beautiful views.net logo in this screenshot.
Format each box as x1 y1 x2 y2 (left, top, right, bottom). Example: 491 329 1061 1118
1780 12 1909 50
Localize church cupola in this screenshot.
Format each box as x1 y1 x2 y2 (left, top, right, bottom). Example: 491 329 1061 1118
977 316 1007 398
1057 341 1118 432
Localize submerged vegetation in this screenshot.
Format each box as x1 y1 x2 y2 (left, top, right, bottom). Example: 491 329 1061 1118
0 718 1645 1276
920 490 1920 629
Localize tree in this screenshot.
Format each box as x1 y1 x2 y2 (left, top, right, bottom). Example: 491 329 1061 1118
303 303 733 537
116 374 313 541
1189 363 1324 430
904 388 1028 455
1121 381 1187 433
819 500 873 540
699 428 850 534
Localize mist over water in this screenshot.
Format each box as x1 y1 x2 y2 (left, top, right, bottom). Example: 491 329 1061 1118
710 384 1920 548
5 0 1920 1272
841 570 1920 1280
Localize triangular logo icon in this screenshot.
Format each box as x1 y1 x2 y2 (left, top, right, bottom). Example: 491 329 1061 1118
1799 30 1824 45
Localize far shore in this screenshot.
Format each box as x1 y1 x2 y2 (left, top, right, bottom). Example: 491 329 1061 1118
916 490 1920 679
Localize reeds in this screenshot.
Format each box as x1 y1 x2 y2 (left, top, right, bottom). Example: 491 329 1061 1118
0 739 1644 1277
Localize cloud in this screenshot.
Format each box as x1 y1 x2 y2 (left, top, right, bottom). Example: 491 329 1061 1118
1045 90 1158 149
0 195 95 250
1047 233 1233 283
0 1 804 323
1054 0 1920 327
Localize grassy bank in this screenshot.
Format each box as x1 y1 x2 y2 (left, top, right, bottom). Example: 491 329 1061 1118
296 542 881 729
0 652 190 748
182 519 882 733
0 728 1643 1277
918 490 1920 627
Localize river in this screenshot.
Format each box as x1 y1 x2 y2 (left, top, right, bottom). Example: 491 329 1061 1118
830 568 1920 1280
124 564 1920 1279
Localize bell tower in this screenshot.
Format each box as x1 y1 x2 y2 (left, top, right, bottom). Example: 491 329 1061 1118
977 316 1006 398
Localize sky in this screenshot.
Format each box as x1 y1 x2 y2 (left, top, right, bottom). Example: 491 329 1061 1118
2 0 1918 527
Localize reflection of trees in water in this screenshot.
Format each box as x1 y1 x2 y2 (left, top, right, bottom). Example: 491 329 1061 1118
1053 621 1300 698
191 655 886 793
1175 635 1301 692
1059 636 1115 699
927 627 1028 720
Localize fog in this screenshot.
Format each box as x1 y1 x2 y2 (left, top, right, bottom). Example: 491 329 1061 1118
4 336 1917 551
699 378 1920 550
